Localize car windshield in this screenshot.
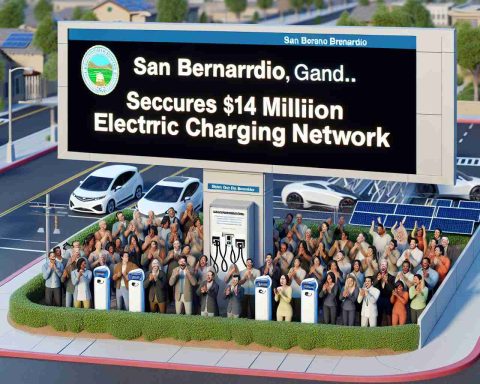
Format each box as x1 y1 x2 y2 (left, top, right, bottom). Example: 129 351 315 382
145 185 183 203
80 176 113 192
457 171 474 182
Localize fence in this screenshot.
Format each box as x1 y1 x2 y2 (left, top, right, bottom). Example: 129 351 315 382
418 225 480 347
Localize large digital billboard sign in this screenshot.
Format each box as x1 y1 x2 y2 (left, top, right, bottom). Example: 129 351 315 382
59 23 456 184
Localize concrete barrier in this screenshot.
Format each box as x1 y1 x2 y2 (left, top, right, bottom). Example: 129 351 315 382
419 227 480 347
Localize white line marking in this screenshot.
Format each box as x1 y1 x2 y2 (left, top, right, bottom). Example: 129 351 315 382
0 237 45 243
469 124 474 130
463 132 468 137
459 139 464 143
0 246 44 253
67 215 102 220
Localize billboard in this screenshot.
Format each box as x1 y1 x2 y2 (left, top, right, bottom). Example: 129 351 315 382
58 23 456 184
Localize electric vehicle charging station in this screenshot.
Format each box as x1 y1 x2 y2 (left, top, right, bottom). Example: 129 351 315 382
93 266 111 310
255 275 272 321
301 278 319 324
128 268 145 313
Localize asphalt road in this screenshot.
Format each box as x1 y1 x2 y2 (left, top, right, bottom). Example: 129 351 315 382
0 355 477 384
0 106 57 145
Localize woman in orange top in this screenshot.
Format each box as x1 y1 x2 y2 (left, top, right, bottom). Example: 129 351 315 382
431 245 451 283
411 223 425 252
390 281 409 326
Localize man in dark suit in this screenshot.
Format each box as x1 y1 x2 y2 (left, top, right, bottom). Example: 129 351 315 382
196 270 219 317
143 259 168 313
225 274 244 318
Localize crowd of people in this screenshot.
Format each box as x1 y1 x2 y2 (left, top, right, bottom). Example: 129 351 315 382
42 207 461 327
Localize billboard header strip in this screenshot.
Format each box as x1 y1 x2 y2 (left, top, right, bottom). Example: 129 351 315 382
68 29 416 50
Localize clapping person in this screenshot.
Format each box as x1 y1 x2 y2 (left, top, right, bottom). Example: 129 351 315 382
409 274 428 324
362 246 379 278
112 252 137 310
141 225 160 253
131 210 145 242
274 242 294 275
196 270 219 317
89 240 110 269
341 275 359 326
391 219 408 253
350 260 365 288
326 260 344 287
62 249 80 307
318 221 334 253
328 230 353 260
411 221 425 252
297 241 313 272
260 253 281 288
71 257 92 309
281 230 297 255
395 260 414 289
225 263 240 285
125 235 142 268
349 233 370 262
307 256 325 284
112 211 129 246
288 257 307 322
384 240 400 279
180 202 199 234
420 257 439 294
304 229 317 255
42 251 64 307
313 242 329 267
333 251 351 282
374 260 395 326
169 255 197 315
357 276 380 327
141 240 161 272
431 245 451 283
143 259 167 313
274 275 293 322
369 219 392 259
184 218 203 258
239 258 260 319
95 220 113 248
167 223 182 251
291 213 308 242
195 255 210 284
225 274 244 318
319 272 339 324
165 240 182 303
390 281 408 326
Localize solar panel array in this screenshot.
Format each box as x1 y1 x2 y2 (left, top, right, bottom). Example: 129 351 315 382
115 0 151 11
1 33 33 49
350 200 478 235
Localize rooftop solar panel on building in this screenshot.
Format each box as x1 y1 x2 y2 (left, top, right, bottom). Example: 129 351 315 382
429 218 474 235
349 212 387 226
1 33 33 49
434 199 453 208
116 0 151 11
459 201 480 210
436 207 480 222
354 201 396 214
383 215 432 230
395 204 435 217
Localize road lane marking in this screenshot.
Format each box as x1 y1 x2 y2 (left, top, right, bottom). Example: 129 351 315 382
459 138 464 144
0 237 45 243
0 246 43 253
0 106 50 126
0 162 106 218
469 124 473 130
139 164 156 174
463 132 468 137
126 166 190 210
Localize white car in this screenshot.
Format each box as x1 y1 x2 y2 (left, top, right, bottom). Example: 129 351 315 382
137 176 203 216
69 165 144 214
416 171 480 201
281 180 357 210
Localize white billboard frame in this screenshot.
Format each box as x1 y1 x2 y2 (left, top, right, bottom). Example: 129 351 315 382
58 22 456 185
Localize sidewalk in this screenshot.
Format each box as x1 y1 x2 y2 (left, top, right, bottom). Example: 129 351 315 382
0 127 57 175
0 251 479 382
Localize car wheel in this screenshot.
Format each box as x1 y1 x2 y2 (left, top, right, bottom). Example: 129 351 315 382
286 193 304 209
135 186 142 200
339 198 356 212
470 186 480 201
106 200 115 214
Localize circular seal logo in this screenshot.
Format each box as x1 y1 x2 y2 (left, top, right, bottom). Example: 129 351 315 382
81 45 119 96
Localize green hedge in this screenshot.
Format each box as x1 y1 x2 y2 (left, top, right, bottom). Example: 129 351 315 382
9 274 419 351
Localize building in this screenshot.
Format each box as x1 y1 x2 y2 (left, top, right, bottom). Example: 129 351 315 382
92 0 155 22
448 4 480 26
426 2 454 27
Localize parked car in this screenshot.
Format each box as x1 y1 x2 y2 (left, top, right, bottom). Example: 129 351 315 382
69 165 144 214
137 176 203 216
416 171 480 201
281 180 357 210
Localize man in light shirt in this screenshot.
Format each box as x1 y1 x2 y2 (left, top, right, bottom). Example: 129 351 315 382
397 238 424 272
349 232 370 262
357 276 380 327
239 258 260 319
395 260 414 289
274 242 294 275
369 219 392 259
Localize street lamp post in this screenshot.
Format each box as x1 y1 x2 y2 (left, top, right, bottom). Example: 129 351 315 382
6 66 33 163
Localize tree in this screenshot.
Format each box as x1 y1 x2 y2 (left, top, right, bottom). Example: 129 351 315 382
33 17 57 55
252 10 260 22
372 4 411 27
257 0 273 17
402 0 433 27
34 0 52 22
225 0 247 20
314 0 325 9
0 0 25 28
156 0 188 22
72 6 84 20
44 52 57 81
289 0 304 14
305 0 313 13
336 10 365 26
80 10 98 20
199 11 208 23
457 22 480 101
359 0 369 6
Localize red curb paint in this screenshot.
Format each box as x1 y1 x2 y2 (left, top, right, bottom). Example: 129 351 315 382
458 119 480 124
0 145 57 175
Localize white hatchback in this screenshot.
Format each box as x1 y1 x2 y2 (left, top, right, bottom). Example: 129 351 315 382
137 176 203 216
69 165 144 214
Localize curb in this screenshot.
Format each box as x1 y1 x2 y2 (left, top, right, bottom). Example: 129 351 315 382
0 258 478 382
0 145 57 176
458 118 480 124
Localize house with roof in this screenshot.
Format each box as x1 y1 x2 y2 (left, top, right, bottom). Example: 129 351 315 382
93 0 156 22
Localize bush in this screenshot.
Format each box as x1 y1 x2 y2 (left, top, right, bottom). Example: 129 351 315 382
458 83 474 101
9 274 419 351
